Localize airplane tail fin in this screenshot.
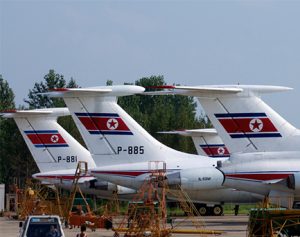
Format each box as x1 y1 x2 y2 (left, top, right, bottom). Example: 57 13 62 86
1 108 95 173
158 128 230 158
45 85 198 167
146 85 299 153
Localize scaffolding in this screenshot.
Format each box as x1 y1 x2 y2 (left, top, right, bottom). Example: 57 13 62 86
63 161 112 230
16 179 62 220
247 198 300 236
101 191 120 217
248 208 300 236
63 161 90 223
113 161 222 237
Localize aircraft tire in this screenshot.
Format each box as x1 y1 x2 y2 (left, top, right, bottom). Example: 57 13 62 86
212 205 223 216
198 206 208 216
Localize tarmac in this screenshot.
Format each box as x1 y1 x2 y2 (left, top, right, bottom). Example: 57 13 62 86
0 215 249 237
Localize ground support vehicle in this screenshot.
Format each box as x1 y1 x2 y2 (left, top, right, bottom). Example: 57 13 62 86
19 215 64 237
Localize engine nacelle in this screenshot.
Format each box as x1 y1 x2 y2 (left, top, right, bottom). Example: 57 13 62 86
116 185 137 195
292 172 300 192
167 167 224 191
89 180 117 191
89 180 137 195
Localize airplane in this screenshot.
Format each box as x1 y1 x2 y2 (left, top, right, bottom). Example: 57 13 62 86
44 85 262 215
0 108 136 198
146 84 300 207
158 128 230 159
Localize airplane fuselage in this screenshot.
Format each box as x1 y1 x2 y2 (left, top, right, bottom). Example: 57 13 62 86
90 161 262 204
221 151 300 204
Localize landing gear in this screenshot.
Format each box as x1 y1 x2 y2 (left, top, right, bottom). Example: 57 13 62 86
198 206 208 216
194 204 224 216
212 205 223 216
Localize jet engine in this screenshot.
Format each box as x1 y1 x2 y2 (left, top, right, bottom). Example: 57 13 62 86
89 180 117 191
89 180 136 194
166 167 224 190
291 172 300 192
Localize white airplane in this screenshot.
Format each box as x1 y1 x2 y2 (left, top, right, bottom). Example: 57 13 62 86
158 129 230 159
0 108 136 198
45 85 262 215
147 85 300 207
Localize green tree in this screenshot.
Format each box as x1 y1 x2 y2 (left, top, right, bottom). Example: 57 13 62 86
118 75 209 154
106 80 113 86
0 75 15 111
67 77 78 88
25 69 72 108
3 70 85 185
25 70 85 146
0 75 15 183
0 75 37 184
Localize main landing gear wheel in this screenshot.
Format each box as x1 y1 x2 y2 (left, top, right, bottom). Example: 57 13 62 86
199 206 208 216
212 205 223 216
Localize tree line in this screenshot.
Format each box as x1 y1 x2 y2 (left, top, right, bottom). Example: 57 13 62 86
0 70 210 185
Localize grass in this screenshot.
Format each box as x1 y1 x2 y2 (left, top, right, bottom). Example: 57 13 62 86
94 199 257 216
223 203 256 215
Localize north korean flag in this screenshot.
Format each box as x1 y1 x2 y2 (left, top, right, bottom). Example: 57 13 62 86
75 112 133 135
25 130 69 148
215 113 281 138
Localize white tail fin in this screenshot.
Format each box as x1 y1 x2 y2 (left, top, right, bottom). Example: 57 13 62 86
1 108 96 173
146 85 300 153
158 129 230 158
46 85 206 167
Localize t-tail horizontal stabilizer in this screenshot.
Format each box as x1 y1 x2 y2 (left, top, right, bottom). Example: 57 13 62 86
158 128 230 159
146 85 300 153
44 85 208 168
0 108 95 173
43 86 145 160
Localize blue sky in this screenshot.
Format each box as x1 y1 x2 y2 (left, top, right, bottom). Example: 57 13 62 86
1 0 300 126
